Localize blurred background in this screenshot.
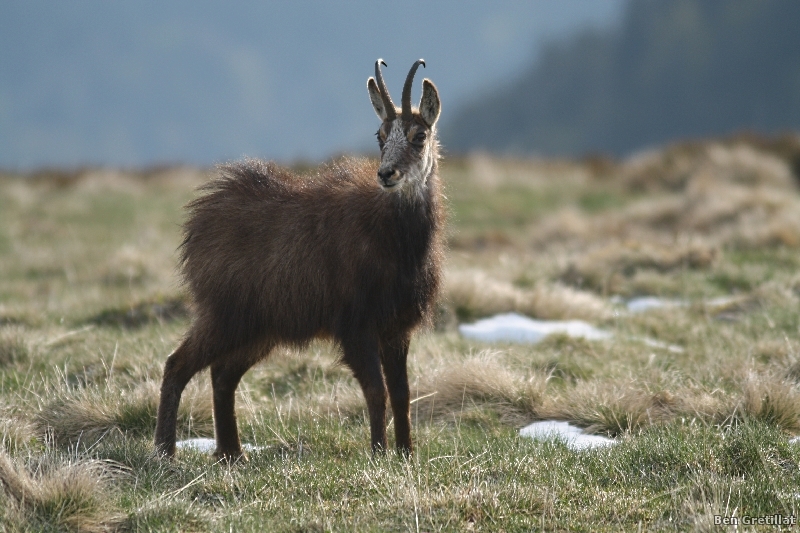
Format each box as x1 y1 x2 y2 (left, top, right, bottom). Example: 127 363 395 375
1 0 799 170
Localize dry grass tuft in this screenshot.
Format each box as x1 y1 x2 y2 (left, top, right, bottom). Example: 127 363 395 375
0 415 39 452
445 270 611 321
411 353 546 425
561 240 718 293
34 379 213 448
0 450 125 532
534 370 800 436
701 282 795 321
317 352 546 426
538 384 665 436
445 270 526 321
537 381 737 437
0 326 30 367
525 283 613 321
739 373 800 431
620 142 795 192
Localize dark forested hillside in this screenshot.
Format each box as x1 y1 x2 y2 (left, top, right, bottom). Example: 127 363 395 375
443 0 800 157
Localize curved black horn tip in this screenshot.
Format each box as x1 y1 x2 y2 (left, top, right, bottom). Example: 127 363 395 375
377 58 387 68
418 59 426 68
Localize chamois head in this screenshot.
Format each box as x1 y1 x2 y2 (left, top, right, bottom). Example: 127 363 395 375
367 59 441 194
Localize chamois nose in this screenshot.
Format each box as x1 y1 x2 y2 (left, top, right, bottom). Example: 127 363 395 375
377 167 397 186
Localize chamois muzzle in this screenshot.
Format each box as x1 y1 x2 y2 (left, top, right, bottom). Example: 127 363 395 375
377 167 400 188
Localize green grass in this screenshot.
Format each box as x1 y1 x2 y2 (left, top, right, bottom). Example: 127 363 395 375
450 184 563 231
2 149 800 531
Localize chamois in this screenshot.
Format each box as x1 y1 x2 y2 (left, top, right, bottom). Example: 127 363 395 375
154 59 443 460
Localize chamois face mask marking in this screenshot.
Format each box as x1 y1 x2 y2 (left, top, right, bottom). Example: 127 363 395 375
377 121 434 201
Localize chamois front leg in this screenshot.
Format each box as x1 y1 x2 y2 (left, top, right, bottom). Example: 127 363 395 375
380 333 412 457
210 360 251 461
342 333 388 453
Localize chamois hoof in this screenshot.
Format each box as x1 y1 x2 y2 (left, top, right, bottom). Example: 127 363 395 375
371 443 389 456
397 446 413 459
153 443 176 460
213 449 248 464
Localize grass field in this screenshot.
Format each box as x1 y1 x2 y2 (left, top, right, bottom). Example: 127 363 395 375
2 138 800 531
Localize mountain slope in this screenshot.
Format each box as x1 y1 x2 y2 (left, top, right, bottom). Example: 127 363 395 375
443 0 800 156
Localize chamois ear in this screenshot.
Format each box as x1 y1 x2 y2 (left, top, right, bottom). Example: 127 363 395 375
419 79 440 127
367 78 389 121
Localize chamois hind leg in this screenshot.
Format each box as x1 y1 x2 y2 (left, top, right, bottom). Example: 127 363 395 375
154 334 211 457
380 333 412 456
341 333 388 453
210 343 271 461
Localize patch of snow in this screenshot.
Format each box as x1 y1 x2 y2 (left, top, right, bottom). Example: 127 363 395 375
626 297 687 313
789 436 800 446
625 295 748 314
520 420 616 451
175 438 261 454
458 312 685 353
176 438 217 453
634 336 685 354
458 313 611 344
705 296 738 307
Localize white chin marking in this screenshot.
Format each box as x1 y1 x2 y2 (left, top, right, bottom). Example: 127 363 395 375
380 177 404 190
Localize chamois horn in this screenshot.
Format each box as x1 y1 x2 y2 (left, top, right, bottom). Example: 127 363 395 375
374 59 397 120
402 59 425 121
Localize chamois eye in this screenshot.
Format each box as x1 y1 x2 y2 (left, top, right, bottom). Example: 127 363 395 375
414 132 427 143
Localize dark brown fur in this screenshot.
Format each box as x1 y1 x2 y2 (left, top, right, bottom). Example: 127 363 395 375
154 152 443 459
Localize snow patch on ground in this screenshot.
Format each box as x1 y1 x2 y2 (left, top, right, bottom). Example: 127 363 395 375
458 312 685 353
520 421 616 451
623 295 746 314
634 336 686 354
625 296 687 313
176 438 261 454
705 296 738 307
458 313 611 344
